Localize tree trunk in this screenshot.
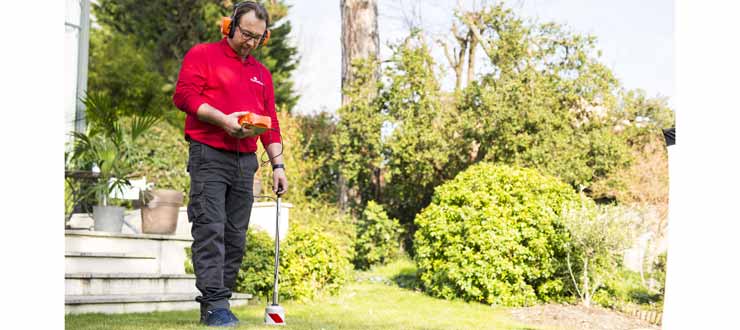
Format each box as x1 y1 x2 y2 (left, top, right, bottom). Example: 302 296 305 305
466 29 477 86
339 0 380 211
439 38 465 91
341 0 379 106
583 257 591 307
337 173 349 212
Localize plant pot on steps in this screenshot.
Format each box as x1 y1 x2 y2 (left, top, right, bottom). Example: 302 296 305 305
93 205 125 233
141 189 184 235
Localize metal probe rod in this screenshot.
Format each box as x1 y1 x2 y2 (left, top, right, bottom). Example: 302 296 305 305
272 195 281 305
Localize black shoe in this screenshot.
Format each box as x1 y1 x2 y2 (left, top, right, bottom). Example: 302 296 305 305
226 309 240 324
202 308 239 327
199 305 238 325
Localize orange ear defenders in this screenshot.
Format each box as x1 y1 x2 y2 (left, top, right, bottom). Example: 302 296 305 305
220 1 271 47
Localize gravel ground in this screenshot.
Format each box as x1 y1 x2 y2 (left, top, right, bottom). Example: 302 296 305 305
508 303 660 330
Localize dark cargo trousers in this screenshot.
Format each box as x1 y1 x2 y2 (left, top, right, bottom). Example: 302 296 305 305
186 139 258 311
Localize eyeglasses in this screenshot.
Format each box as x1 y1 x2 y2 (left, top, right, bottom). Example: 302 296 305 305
235 25 263 42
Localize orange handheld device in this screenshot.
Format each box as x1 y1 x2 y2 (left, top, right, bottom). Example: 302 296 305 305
238 112 272 135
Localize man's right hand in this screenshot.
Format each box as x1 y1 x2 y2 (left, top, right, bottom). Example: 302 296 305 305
222 111 249 138
196 105 260 139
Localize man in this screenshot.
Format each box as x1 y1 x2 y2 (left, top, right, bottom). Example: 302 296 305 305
172 1 288 326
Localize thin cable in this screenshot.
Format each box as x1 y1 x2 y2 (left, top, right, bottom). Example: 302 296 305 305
232 126 283 178
259 128 284 168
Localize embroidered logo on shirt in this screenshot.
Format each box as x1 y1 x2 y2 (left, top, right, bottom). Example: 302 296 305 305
250 76 264 86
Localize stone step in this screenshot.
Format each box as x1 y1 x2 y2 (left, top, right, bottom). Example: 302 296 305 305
65 230 192 274
65 252 159 274
65 293 253 315
65 273 197 296
67 201 293 240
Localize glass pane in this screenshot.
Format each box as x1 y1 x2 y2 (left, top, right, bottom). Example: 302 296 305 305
65 26 79 144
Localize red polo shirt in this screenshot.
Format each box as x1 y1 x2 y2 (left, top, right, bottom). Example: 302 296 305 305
173 38 281 152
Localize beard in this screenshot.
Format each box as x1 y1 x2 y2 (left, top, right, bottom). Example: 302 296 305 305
227 37 255 58
236 44 252 58
240 43 254 55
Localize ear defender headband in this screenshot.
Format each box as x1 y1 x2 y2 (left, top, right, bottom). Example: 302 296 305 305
220 1 271 47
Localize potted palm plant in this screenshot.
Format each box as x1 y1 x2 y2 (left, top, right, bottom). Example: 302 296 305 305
68 93 159 233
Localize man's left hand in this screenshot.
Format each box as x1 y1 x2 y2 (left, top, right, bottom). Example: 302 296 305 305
273 168 288 195
239 126 260 138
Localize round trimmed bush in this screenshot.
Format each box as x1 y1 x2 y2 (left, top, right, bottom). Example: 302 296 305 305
235 229 275 298
280 225 352 301
414 163 579 306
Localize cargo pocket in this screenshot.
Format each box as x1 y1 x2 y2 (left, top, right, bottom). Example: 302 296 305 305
187 181 205 223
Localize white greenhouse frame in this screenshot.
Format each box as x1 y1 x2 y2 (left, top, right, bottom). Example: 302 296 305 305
65 0 90 145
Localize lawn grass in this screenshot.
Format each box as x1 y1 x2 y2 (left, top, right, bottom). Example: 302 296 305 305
65 258 542 330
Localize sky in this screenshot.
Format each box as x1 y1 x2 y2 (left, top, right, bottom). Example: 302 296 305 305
285 0 674 114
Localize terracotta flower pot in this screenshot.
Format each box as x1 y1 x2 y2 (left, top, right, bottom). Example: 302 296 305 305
141 189 184 235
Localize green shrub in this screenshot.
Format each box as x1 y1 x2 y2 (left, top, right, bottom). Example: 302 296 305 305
184 247 193 274
135 120 190 202
652 252 667 296
64 179 76 220
88 29 171 120
592 268 662 309
278 201 354 301
280 225 352 301
592 268 640 309
560 201 640 307
414 163 579 306
235 229 275 298
354 201 403 270
289 201 356 256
